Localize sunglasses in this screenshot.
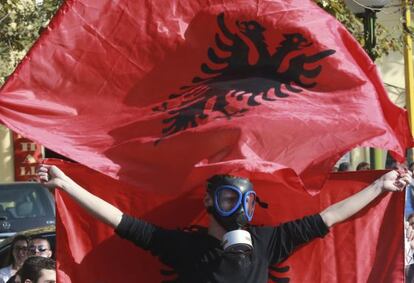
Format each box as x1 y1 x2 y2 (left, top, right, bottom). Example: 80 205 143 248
29 245 50 254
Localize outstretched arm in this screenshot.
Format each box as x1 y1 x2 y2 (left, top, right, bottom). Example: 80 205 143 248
37 164 123 228
320 170 412 228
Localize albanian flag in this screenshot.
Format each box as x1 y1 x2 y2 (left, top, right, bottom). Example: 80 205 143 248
53 159 404 283
0 0 412 195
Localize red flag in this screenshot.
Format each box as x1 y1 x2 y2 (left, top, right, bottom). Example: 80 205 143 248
52 159 404 283
0 0 412 194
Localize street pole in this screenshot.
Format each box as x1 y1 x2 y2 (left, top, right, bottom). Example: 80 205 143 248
403 0 414 164
404 0 414 137
363 9 378 59
361 8 384 169
345 1 391 169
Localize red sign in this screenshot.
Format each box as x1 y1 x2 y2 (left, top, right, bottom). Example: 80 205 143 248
13 133 43 181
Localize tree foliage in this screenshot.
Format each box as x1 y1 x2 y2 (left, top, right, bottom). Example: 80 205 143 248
0 0 62 85
0 0 410 86
315 0 403 60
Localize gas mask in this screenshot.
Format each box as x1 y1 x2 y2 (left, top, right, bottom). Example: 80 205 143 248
206 175 256 253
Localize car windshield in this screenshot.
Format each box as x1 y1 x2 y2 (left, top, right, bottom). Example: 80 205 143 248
0 185 49 219
0 183 55 235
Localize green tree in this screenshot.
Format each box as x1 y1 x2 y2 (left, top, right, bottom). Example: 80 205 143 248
315 0 403 60
0 0 410 86
0 0 62 85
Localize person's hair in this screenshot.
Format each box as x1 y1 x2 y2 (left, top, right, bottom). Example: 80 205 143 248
29 236 51 249
356 162 370 171
338 162 350 172
19 256 55 282
386 161 408 170
8 235 29 266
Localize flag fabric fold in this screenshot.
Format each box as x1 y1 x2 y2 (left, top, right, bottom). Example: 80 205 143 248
0 0 412 195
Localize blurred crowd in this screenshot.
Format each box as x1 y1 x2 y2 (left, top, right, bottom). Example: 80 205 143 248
333 161 371 172
0 235 55 283
334 160 414 173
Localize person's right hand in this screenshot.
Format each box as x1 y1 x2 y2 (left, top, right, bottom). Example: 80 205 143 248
37 164 69 189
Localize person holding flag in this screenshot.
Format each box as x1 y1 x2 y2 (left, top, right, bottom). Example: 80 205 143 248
37 164 411 283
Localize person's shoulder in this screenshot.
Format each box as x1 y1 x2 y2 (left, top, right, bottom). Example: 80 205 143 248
0 266 11 282
248 214 324 232
0 265 11 275
248 225 276 236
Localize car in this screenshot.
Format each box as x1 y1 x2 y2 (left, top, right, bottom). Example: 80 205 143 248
0 183 55 241
0 225 55 269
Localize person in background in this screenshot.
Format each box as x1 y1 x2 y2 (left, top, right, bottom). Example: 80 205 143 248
28 238 52 259
386 161 408 170
405 162 414 282
4 237 53 283
14 256 55 283
406 213 414 282
338 162 351 172
409 162 414 173
0 236 29 283
356 162 370 171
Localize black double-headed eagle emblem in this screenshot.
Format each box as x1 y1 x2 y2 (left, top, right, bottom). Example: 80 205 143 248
153 13 335 142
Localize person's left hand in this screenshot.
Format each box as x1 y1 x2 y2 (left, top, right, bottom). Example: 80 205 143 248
378 169 412 192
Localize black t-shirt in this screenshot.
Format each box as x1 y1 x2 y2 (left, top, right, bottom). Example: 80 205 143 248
115 214 329 283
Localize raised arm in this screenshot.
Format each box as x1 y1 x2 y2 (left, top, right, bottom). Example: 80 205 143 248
37 164 123 228
320 170 412 228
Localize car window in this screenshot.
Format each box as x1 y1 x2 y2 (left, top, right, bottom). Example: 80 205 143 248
0 185 51 220
0 184 55 237
0 242 11 268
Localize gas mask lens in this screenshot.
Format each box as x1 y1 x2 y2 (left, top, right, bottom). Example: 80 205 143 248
214 185 256 220
244 191 256 221
216 186 242 214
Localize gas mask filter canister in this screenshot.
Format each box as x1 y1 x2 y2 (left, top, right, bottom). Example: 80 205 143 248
222 229 253 253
